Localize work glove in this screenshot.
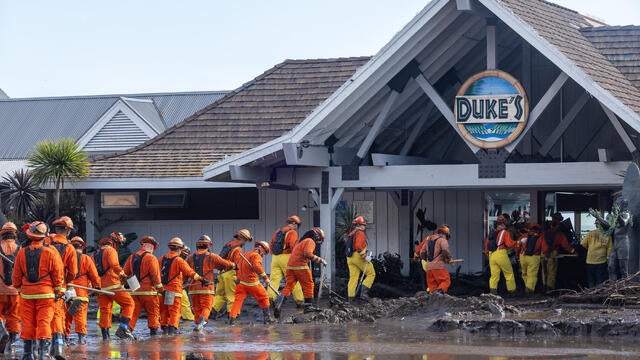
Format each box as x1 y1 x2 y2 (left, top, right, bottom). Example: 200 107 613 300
201 279 212 287
365 252 372 262
54 290 64 301
262 278 271 287
314 256 327 266
232 263 238 270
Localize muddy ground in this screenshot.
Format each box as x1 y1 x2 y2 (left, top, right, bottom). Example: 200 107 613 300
273 291 640 338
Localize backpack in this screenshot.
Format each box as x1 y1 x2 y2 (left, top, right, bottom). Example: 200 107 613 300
271 229 288 255
219 243 240 260
93 248 110 277
132 252 150 280
0 245 18 286
160 256 178 285
345 231 356 257
427 236 438 262
524 235 538 256
487 230 499 252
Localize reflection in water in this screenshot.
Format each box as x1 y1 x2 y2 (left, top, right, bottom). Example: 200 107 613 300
51 318 640 359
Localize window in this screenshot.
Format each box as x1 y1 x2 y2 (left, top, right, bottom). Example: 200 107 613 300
101 192 139 208
146 191 186 208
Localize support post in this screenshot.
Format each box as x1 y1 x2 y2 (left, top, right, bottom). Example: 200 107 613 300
85 193 96 243
318 169 344 288
398 190 411 276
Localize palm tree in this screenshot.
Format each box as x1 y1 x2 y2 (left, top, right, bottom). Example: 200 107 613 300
0 169 44 225
28 138 89 217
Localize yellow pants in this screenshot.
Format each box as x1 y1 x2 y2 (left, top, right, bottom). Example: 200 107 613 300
347 253 376 297
180 290 194 320
212 270 236 313
519 254 541 292
489 249 515 292
268 253 304 304
544 250 559 289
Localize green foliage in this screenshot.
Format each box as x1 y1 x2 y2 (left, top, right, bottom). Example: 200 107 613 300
0 169 44 225
335 203 356 279
28 138 89 217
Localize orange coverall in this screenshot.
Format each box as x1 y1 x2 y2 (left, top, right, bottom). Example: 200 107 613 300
421 235 451 293
186 249 234 323
0 239 20 333
94 245 134 329
158 252 201 329
46 234 78 336
283 237 317 299
124 249 163 331
65 250 101 336
230 250 270 319
12 240 64 340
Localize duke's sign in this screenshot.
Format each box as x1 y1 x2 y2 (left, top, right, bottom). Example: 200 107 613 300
454 70 529 149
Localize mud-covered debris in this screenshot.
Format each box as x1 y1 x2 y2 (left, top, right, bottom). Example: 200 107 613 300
559 271 640 305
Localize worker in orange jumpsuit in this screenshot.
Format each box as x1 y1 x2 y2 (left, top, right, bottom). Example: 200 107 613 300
0 222 20 354
186 234 235 333
346 216 376 301
541 214 574 291
268 215 304 307
158 237 207 335
516 223 544 294
12 221 64 359
123 236 163 336
485 215 517 295
229 241 273 325
211 229 253 321
65 236 100 345
274 227 326 318
46 216 78 358
93 232 136 340
420 225 453 294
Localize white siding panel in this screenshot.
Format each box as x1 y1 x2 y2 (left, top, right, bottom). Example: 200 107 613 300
84 111 150 152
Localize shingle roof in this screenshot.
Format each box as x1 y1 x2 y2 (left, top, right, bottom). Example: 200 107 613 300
0 91 227 159
580 26 640 91
89 57 370 178
497 0 640 116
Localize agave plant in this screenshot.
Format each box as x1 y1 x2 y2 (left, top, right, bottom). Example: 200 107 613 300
0 169 44 226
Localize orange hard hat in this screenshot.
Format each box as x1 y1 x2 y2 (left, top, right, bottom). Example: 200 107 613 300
255 240 270 254
168 237 184 249
197 234 212 247
140 235 159 250
436 225 451 239
234 229 253 242
26 221 49 240
52 216 75 230
99 231 125 247
181 246 191 256
70 236 86 250
0 222 18 236
286 215 301 225
352 216 367 226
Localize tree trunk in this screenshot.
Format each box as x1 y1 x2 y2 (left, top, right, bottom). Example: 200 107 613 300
55 178 61 218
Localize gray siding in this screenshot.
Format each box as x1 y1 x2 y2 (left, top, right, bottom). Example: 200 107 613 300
84 111 150 152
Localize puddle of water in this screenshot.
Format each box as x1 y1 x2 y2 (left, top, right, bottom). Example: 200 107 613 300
40 316 640 360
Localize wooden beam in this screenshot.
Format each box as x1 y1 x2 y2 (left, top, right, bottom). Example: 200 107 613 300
602 104 637 153
401 104 436 155
371 153 433 166
538 91 590 156
486 24 496 70
354 90 400 162
330 188 345 210
331 162 627 189
414 73 480 153
505 72 569 153
229 165 270 183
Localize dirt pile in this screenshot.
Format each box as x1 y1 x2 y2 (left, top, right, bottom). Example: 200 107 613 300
280 290 640 337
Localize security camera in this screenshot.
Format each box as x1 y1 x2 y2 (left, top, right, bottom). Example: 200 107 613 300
308 189 313 194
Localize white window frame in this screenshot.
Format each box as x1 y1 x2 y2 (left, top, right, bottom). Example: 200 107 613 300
101 192 140 209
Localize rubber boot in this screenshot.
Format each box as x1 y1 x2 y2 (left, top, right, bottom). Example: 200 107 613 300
77 334 86 345
360 286 371 301
302 298 320 313
490 289 498 295
100 328 110 342
228 317 235 325
149 328 158 336
262 308 274 324
115 318 135 340
347 297 355 304
37 339 52 360
21 339 35 360
166 326 177 336
161 326 168 335
5 332 17 356
50 333 65 360
193 317 207 332
273 294 286 318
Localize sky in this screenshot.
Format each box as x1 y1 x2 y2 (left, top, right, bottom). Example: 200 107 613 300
0 0 638 98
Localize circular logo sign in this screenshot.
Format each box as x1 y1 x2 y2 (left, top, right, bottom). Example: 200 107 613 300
454 70 529 149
